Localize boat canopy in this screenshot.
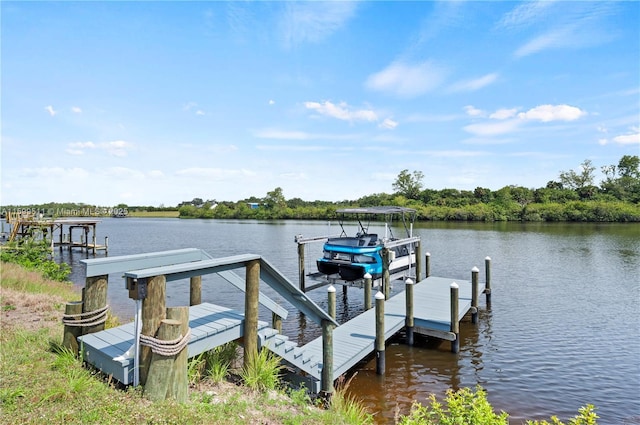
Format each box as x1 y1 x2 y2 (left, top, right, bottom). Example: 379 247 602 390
335 206 416 215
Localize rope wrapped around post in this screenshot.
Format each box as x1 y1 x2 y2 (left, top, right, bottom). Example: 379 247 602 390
62 305 110 328
139 329 192 357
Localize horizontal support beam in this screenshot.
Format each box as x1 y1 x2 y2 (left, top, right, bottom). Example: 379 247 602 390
123 254 261 279
82 248 212 277
383 236 421 249
413 326 457 341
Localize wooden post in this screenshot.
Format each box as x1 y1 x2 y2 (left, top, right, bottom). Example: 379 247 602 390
415 241 422 282
68 227 73 251
471 266 479 324
92 226 97 255
321 319 334 397
244 259 260 369
485 256 492 304
83 274 108 335
62 301 83 355
298 242 306 292
382 248 390 300
140 275 167 385
144 318 181 402
364 273 372 311
450 282 459 354
166 306 189 402
405 278 414 346
327 285 336 320
425 252 431 278
272 313 282 332
190 276 202 306
375 291 385 375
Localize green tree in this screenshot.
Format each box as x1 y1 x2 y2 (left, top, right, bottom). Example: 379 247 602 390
264 187 286 210
393 170 424 200
559 159 596 190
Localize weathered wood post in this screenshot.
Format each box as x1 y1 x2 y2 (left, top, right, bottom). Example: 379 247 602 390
364 273 372 311
485 256 492 304
190 276 202 306
327 285 336 320
321 319 334 398
244 259 260 369
471 266 479 324
83 274 108 335
62 301 83 355
144 318 181 402
272 313 282 332
297 239 306 292
450 282 460 354
382 248 390 300
104 236 108 254
405 278 414 346
375 291 385 375
414 241 422 282
166 306 189 402
425 252 431 278
140 275 167 385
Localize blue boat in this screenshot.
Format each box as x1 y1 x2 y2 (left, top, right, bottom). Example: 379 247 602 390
316 206 417 281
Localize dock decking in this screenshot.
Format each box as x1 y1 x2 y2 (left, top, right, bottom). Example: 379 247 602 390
80 275 481 392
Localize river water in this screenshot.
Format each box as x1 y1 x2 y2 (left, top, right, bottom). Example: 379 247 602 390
56 218 639 424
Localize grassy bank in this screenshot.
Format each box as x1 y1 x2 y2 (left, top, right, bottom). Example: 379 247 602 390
0 262 369 424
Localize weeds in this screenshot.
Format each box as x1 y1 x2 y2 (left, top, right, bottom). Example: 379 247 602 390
240 347 283 392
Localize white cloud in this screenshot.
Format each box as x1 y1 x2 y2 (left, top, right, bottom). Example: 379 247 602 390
101 167 145 180
464 105 484 117
449 73 498 92
45 105 57 116
304 101 377 123
379 118 398 130
269 100 275 105
71 106 82 113
196 110 205 116
65 140 132 157
498 0 558 29
175 167 256 179
148 170 165 178
255 129 312 140
23 167 89 179
518 104 586 122
280 2 357 47
365 60 447 98
611 127 640 145
490 108 519 120
464 119 522 136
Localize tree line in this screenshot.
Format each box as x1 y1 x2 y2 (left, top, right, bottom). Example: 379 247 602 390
179 155 640 222
3 155 638 222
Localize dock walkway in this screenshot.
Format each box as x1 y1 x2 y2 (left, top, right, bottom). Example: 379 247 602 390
259 275 480 392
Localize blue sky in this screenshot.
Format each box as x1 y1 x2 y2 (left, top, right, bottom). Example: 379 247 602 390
2 1 639 207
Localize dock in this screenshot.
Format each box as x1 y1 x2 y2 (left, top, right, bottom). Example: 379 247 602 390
3 212 107 254
74 248 487 394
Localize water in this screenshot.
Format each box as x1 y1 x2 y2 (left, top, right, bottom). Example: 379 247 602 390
57 218 639 424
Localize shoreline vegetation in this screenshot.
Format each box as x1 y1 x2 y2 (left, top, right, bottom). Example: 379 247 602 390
2 157 639 223
1 243 601 424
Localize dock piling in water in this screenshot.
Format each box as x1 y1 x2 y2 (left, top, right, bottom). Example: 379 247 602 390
327 285 336 320
485 256 492 304
405 278 414 346
471 267 479 324
375 291 386 374
364 273 372 311
450 282 460 354
425 252 431 278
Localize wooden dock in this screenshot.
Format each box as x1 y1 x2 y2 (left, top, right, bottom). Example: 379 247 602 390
79 273 482 392
78 302 270 385
259 275 481 392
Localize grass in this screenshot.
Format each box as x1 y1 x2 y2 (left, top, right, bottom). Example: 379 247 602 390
0 261 372 424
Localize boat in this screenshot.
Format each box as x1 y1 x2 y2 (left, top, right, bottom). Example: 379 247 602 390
316 206 417 282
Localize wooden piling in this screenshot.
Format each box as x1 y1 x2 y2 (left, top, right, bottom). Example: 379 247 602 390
144 318 181 402
327 285 336 321
272 313 282 332
166 306 189 403
321 319 334 397
471 267 479 324
450 282 459 354
382 248 390 300
375 291 385 375
405 278 414 346
190 276 202 306
485 256 492 304
140 275 167 385
244 259 260 369
83 274 108 335
62 301 83 355
298 242 305 292
415 242 422 281
425 252 431 278
364 273 372 311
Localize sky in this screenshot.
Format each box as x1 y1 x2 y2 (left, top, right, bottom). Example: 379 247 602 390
1 1 639 207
